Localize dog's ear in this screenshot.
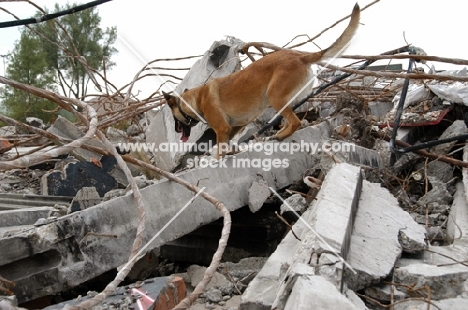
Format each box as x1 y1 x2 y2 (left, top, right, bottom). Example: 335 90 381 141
183 88 189 93
162 91 177 107
162 91 172 101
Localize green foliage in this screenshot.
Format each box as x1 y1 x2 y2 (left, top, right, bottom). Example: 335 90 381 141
0 2 117 124
0 30 56 122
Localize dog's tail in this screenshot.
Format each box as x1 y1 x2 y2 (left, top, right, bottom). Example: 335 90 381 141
305 3 360 62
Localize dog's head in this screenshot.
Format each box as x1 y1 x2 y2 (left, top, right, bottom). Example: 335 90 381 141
163 91 196 142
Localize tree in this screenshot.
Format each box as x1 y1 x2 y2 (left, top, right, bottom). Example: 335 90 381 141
0 30 56 122
34 3 117 99
0 2 117 123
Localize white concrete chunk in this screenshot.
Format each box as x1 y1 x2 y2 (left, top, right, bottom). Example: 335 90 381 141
394 263 468 300
248 179 270 213
345 181 427 291
284 275 359 310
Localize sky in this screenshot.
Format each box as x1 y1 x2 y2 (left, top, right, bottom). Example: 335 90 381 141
1 0 467 98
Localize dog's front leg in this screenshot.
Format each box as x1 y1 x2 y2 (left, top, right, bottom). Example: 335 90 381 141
214 126 232 159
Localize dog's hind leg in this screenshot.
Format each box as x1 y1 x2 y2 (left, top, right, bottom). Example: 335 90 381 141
267 93 302 141
271 107 301 141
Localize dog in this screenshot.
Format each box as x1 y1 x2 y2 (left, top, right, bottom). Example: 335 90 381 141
164 4 360 159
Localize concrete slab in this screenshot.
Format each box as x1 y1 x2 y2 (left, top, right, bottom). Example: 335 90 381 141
240 210 310 310
447 182 468 246
0 124 327 303
310 163 362 258
284 275 359 310
394 263 468 300
344 181 427 291
394 297 468 310
241 163 362 309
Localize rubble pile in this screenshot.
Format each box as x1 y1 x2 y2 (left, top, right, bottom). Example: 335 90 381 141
2 39 468 310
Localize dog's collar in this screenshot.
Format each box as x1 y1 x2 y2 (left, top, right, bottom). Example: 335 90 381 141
177 98 199 126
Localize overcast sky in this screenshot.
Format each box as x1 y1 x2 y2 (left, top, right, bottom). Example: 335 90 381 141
1 0 467 97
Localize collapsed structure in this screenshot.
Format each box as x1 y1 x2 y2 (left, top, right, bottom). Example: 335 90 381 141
2 36 468 310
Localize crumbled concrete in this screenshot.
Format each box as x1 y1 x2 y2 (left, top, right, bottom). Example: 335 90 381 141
248 179 270 213
393 297 468 310
0 124 327 303
47 116 103 162
364 283 406 302
431 120 468 155
368 101 393 120
283 275 360 310
394 263 468 300
205 288 223 303
187 265 230 290
69 187 101 213
417 176 453 207
280 193 307 215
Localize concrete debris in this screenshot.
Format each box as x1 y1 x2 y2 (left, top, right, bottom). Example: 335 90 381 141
279 193 307 215
430 119 468 155
248 179 270 213
187 265 230 290
394 263 468 300
417 176 453 207
364 284 406 303
4 39 468 310
69 187 101 213
345 181 427 291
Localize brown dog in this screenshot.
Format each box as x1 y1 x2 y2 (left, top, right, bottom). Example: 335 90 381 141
164 4 360 159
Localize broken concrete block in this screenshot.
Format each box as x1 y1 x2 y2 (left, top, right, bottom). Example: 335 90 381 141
280 193 307 215
69 187 101 213
187 265 230 290
42 161 118 197
47 116 102 162
368 101 393 120
284 275 359 310
447 182 468 246
430 120 468 155
394 263 468 300
344 181 427 291
248 179 270 213
320 140 383 173
364 283 406 303
0 126 16 137
0 207 56 228
393 297 468 310
310 163 362 257
418 160 453 183
126 124 141 136
417 176 453 207
205 288 223 303
240 210 310 309
2 125 320 304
